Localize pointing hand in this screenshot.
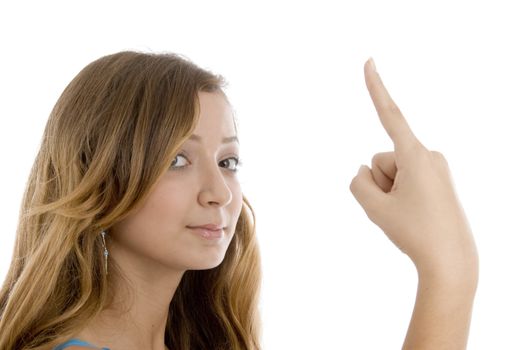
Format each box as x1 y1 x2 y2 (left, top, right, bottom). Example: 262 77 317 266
350 59 478 278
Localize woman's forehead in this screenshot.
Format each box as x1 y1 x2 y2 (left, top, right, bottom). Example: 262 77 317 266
194 91 237 139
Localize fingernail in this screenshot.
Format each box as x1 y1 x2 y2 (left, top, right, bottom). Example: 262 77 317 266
359 164 368 172
368 57 377 72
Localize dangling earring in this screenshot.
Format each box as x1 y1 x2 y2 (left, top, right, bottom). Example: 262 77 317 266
100 230 109 275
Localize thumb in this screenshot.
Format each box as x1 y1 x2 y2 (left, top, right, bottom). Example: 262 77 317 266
349 164 387 215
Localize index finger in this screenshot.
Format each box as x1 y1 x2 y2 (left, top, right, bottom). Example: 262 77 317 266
364 58 422 154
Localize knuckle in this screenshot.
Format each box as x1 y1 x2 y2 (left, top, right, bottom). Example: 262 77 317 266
371 151 392 164
349 176 360 193
430 150 447 161
349 181 357 195
350 172 366 195
429 150 450 168
371 153 382 164
409 140 428 155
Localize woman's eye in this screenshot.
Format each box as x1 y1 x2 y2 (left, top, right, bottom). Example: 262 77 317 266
220 157 241 172
169 154 241 172
169 154 190 170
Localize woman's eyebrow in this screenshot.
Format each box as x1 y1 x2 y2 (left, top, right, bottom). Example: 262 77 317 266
188 134 239 144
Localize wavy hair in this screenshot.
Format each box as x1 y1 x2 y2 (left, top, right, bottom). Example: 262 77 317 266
0 51 261 350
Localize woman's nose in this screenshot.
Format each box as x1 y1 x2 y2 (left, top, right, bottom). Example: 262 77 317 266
197 163 233 207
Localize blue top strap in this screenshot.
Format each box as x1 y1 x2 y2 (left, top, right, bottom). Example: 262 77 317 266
54 338 111 350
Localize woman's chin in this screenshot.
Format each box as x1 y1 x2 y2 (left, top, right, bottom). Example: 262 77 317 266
186 254 227 271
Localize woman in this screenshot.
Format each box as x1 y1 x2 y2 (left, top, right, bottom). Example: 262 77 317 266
0 51 478 349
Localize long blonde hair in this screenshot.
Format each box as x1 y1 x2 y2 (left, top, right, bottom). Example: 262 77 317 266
0 51 261 350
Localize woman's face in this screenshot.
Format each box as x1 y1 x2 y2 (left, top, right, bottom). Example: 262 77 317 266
110 91 243 273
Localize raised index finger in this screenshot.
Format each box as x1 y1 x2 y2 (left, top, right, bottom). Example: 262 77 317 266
364 58 421 154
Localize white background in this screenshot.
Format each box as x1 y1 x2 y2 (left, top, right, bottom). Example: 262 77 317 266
1 1 525 348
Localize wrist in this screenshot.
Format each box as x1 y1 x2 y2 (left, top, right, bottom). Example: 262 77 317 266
415 253 479 292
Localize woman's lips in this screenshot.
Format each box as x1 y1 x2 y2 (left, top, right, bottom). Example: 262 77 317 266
188 223 224 231
187 226 224 240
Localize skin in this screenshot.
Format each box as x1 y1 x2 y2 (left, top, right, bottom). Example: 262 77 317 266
72 91 243 350
350 58 478 349
67 59 478 349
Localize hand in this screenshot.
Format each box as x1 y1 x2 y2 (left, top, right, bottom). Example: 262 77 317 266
350 58 478 280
